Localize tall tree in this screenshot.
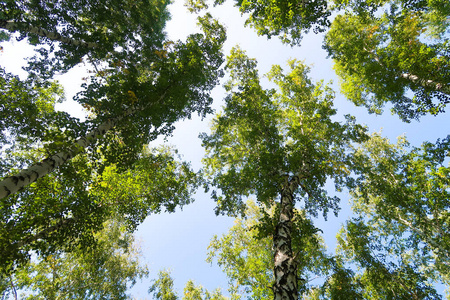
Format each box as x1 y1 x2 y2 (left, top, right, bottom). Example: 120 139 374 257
324 8 450 121
334 218 442 299
207 199 441 299
0 13 226 200
0 145 200 274
0 0 170 77
347 133 450 289
1 217 149 299
187 0 449 120
207 201 330 300
201 47 367 299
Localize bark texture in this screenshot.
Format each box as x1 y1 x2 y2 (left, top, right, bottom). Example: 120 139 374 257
0 19 98 48
273 175 300 300
0 91 166 200
0 118 118 199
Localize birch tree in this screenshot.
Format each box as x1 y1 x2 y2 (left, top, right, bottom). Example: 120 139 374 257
206 199 443 299
187 0 449 121
333 218 442 299
201 47 367 300
0 145 200 274
324 10 450 121
347 134 450 289
207 201 330 300
1 218 149 299
1 0 170 76
0 13 226 200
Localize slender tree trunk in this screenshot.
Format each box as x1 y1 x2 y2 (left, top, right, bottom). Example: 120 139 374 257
273 175 300 300
395 212 450 257
364 47 450 95
0 19 98 48
0 91 167 200
400 73 450 95
9 275 17 300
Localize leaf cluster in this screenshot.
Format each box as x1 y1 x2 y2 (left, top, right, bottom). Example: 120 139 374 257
1 217 149 299
324 2 450 120
0 146 201 274
202 47 367 217
149 269 228 300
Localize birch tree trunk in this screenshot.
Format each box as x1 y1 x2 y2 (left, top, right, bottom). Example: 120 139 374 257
273 175 300 300
0 92 166 200
0 19 98 48
364 47 450 95
365 48 450 95
400 73 450 95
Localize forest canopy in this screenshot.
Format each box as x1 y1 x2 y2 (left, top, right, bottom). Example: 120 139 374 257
0 0 449 298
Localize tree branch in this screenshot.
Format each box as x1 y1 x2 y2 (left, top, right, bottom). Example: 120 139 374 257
0 20 99 49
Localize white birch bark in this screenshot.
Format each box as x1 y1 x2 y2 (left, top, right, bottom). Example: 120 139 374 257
0 91 167 200
273 175 300 300
0 20 98 48
400 73 450 95
364 47 450 95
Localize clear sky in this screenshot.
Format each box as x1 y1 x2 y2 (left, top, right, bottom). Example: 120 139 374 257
1 0 448 298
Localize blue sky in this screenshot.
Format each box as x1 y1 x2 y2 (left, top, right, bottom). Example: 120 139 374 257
1 0 448 298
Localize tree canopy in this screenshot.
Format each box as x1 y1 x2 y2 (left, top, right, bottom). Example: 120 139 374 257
201 46 367 217
188 0 450 120
1 0 449 298
324 8 450 121
1 217 149 299
0 145 200 274
0 5 226 199
1 0 170 76
201 47 367 299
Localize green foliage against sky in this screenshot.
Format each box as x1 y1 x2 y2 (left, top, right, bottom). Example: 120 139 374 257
189 0 450 120
0 0 226 201
150 269 228 300
202 46 367 218
324 10 450 121
1 0 170 77
1 218 149 299
0 145 200 275
0 0 226 275
201 47 369 299
348 134 450 286
0 0 449 298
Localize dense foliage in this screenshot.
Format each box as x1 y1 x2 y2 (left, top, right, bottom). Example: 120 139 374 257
1 218 149 299
1 0 449 298
201 47 367 299
0 0 223 283
189 0 450 120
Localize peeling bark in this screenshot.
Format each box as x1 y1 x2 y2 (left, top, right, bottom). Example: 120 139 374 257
0 91 167 200
0 19 98 48
273 175 300 300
